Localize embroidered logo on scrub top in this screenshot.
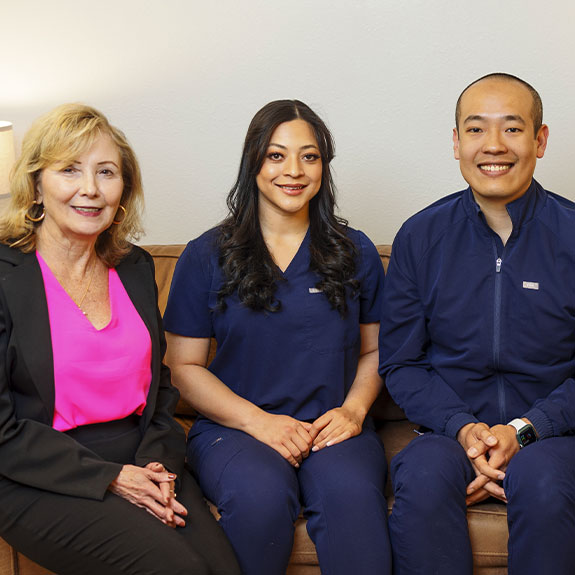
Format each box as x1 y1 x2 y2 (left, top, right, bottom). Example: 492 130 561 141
308 287 322 294
522 281 539 290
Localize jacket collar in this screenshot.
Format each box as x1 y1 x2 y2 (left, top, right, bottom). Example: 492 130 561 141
463 179 547 238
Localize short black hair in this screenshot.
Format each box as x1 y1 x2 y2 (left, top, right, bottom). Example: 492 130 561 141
455 73 543 137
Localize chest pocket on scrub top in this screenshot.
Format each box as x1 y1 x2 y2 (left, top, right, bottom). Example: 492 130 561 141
303 287 358 353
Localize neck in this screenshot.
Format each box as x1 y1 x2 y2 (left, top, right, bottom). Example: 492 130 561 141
258 208 310 241
36 228 99 273
472 194 513 246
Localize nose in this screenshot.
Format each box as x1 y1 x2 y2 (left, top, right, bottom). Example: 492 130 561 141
482 128 507 154
80 171 99 196
284 154 304 177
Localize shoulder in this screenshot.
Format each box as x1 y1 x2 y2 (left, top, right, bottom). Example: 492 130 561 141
393 189 468 259
344 227 383 273
399 189 467 237
345 226 378 254
117 244 153 267
538 187 575 248
184 227 221 257
0 243 35 275
178 227 221 270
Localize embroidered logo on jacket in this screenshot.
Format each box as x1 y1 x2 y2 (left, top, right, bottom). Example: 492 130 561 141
522 281 539 290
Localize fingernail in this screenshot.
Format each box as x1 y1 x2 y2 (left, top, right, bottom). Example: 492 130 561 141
311 446 319 452
498 473 505 480
487 436 497 445
468 447 477 457
168 474 176 480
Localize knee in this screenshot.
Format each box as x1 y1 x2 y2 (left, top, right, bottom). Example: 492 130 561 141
391 435 469 511
220 457 300 525
506 444 573 522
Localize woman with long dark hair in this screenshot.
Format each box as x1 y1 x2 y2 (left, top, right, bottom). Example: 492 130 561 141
165 100 391 575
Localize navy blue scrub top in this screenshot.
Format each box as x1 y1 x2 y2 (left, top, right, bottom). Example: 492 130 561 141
164 226 384 436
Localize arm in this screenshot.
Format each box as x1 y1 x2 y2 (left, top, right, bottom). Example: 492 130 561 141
0 290 122 499
165 333 313 467
129 248 187 477
379 235 478 437
310 322 382 450
460 377 575 506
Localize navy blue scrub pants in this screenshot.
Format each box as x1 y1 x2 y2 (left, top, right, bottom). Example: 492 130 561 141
389 433 575 575
188 424 392 575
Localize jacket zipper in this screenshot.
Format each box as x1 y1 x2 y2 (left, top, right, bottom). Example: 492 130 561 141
492 244 506 422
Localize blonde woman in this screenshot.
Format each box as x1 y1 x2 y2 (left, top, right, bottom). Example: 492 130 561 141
0 104 239 575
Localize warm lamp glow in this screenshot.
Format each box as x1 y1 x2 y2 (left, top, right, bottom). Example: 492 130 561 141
0 122 16 197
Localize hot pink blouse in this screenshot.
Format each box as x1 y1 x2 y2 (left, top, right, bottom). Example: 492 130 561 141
37 253 152 432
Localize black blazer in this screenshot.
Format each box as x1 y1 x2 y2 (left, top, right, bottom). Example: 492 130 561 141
0 244 185 500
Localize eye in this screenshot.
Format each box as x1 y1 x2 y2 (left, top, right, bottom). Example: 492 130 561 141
99 168 115 176
303 153 320 162
267 152 283 161
505 127 522 133
60 165 77 174
466 127 482 134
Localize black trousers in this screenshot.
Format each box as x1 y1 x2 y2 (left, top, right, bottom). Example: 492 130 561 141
0 418 240 575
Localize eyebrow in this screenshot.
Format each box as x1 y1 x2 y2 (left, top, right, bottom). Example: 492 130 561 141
268 143 320 151
71 160 120 167
463 114 526 125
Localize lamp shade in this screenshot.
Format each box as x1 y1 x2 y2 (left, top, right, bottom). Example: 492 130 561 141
0 122 16 197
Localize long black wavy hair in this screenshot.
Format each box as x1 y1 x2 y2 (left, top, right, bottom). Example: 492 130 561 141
217 99 358 314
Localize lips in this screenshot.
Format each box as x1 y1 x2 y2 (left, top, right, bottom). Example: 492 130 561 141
72 206 103 215
478 163 513 174
275 184 307 195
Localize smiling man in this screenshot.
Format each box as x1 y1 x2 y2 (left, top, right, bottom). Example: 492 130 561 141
379 73 575 574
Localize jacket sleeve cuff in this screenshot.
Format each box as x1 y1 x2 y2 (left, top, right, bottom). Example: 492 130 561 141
445 412 479 439
523 407 555 440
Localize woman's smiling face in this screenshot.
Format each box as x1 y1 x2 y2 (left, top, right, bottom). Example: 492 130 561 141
256 119 322 221
36 132 124 243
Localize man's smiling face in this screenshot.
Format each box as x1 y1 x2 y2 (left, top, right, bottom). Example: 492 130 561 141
453 77 548 207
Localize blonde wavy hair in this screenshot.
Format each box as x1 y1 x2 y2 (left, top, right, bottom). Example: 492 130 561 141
0 103 144 266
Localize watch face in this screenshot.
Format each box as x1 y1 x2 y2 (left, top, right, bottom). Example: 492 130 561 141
519 426 537 446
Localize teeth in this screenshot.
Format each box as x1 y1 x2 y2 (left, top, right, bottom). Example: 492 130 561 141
74 207 101 212
480 164 510 172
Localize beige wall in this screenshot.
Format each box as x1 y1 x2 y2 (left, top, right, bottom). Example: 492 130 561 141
2 0 574 245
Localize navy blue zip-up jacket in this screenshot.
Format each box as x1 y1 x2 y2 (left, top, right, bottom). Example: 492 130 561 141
379 180 575 440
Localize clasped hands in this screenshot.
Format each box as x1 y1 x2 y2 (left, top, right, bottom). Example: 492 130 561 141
457 421 521 506
249 407 364 468
108 461 187 528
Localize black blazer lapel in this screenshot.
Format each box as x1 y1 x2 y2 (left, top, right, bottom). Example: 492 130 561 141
116 255 162 426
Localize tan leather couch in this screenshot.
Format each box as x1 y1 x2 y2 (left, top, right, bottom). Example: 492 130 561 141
0 244 509 575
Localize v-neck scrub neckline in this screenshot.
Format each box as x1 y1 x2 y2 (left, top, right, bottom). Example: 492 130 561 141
273 228 310 277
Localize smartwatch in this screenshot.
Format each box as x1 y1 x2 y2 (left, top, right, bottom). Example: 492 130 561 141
507 418 538 448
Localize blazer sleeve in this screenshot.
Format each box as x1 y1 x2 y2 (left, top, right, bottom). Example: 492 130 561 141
0 287 123 499
130 249 186 477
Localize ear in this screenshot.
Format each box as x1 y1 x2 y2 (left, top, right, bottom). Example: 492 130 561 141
535 124 549 159
453 128 460 160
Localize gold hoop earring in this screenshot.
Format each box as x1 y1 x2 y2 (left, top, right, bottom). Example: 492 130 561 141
112 205 127 225
25 202 45 223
